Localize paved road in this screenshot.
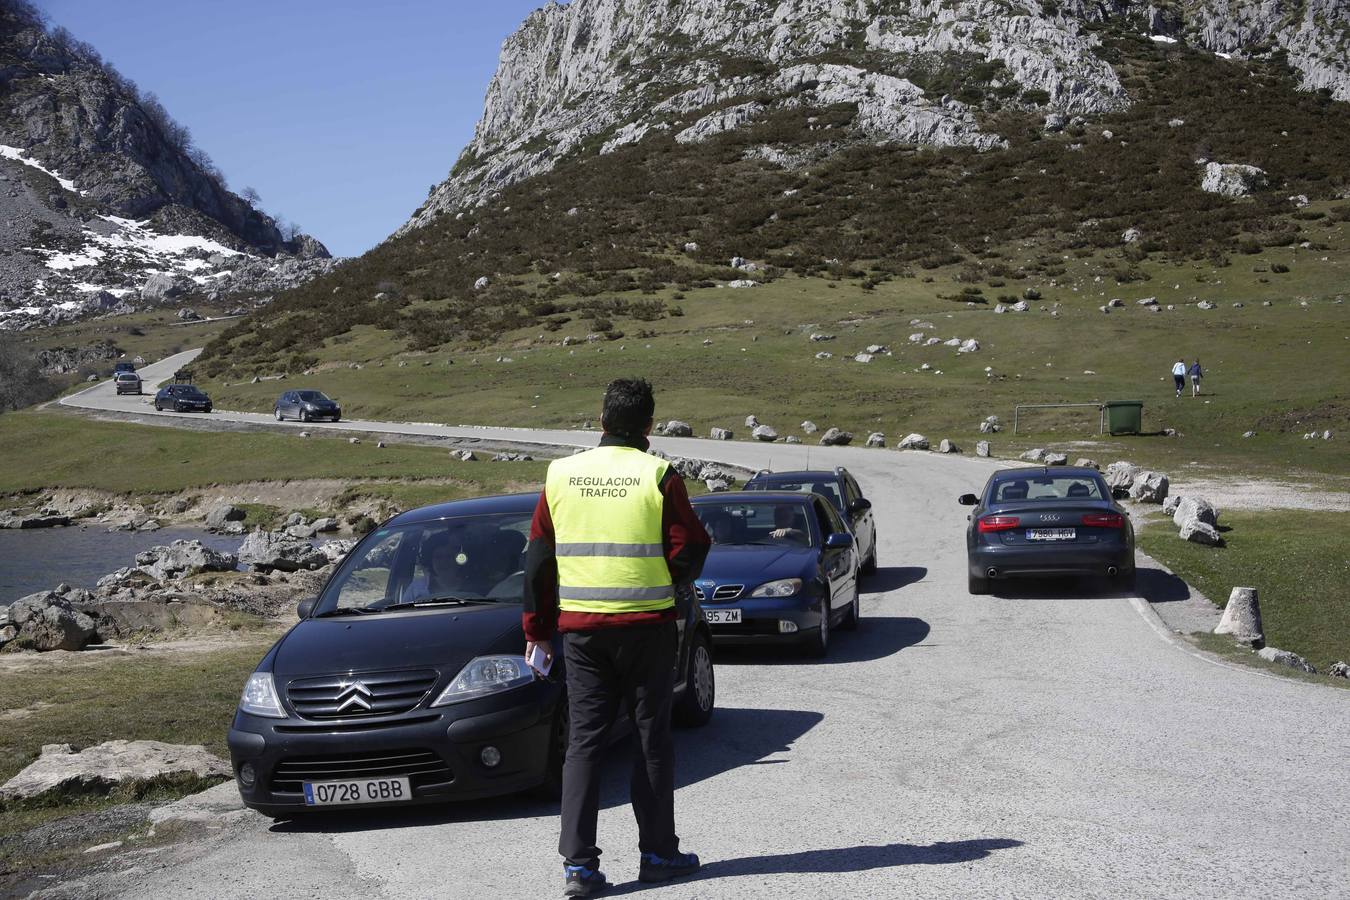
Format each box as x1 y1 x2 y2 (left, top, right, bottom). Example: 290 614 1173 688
55 351 1350 899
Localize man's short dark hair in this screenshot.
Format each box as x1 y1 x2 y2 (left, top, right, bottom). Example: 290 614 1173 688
602 378 655 438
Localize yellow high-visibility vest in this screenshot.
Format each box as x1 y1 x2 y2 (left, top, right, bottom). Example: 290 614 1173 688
545 445 674 614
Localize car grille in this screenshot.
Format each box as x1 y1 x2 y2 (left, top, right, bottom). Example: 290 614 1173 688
270 748 453 794
694 584 744 602
286 669 439 719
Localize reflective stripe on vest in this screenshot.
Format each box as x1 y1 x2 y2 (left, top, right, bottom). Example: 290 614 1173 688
546 445 673 614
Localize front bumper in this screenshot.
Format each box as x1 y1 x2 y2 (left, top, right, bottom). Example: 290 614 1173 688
969 543 1132 578
174 402 212 412
228 681 559 817
703 594 824 645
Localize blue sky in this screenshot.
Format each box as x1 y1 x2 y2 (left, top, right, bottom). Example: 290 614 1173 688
39 0 556 257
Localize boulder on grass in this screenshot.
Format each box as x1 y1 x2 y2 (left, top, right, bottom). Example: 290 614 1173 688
709 427 733 440
866 432 885 448
898 433 929 450
819 428 852 446
204 505 246 530
1020 448 1047 463
937 439 960 454
1043 452 1068 466
1256 646 1316 674
1214 587 1263 647
6 592 97 651
663 420 693 437
1179 519 1221 546
1172 496 1218 528
1129 471 1170 503
752 425 778 442
1104 461 1142 497
976 440 990 457
0 740 230 803
136 540 238 581
237 530 327 572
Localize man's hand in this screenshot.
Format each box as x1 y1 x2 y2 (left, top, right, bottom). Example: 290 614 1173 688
525 640 554 675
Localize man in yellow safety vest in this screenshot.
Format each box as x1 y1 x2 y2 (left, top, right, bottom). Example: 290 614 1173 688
524 377 710 897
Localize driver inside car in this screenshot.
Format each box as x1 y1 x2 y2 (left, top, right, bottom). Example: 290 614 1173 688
403 528 474 600
768 505 808 544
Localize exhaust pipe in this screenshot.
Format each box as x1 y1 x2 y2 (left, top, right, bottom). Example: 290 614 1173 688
1106 566 1119 577
987 567 998 579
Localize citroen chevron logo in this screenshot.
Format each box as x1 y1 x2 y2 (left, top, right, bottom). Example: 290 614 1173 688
335 680 373 713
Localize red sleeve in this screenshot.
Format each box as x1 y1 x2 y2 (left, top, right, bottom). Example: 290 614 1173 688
661 470 710 584
522 488 558 643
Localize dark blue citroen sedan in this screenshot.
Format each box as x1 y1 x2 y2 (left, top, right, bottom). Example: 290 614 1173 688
959 466 1136 595
690 492 860 658
229 492 714 818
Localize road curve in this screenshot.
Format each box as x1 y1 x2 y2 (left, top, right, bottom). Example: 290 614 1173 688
57 350 1350 899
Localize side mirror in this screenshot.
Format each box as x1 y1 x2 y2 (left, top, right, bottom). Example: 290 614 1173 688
825 532 853 549
297 597 317 619
848 498 872 514
958 493 979 506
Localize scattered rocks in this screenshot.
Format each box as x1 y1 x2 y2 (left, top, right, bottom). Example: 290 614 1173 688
491 451 534 462
1129 470 1169 503
815 351 833 360
204 504 246 531
663 420 693 437
752 424 779 442
451 449 477 461
473 276 490 290
976 440 991 457
1162 496 1181 516
709 427 734 440
819 428 852 446
809 333 835 342
799 421 818 434
704 478 731 492
0 511 71 529
135 540 238 581
897 433 929 451
1328 661 1349 679
1043 452 1068 466
1020 448 1048 463
1201 161 1267 198
784 435 802 444
1214 587 1263 647
1104 461 1142 497
854 352 874 363
937 439 960 454
237 530 327 573
1172 496 1219 529
0 741 230 803
745 415 760 428
1257 646 1316 674
1197 300 1216 310
866 432 885 448
1074 458 1099 470
958 338 980 353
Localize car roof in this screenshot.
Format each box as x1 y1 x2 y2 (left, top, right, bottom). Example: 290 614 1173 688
692 491 815 505
989 467 1104 480
388 491 540 526
748 469 844 481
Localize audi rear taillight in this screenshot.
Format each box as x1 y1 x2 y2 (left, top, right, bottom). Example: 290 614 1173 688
1082 513 1124 528
978 515 1020 532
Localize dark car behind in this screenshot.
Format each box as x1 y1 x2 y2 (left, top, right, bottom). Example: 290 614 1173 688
229 492 715 818
690 491 860 657
960 467 1135 594
743 467 877 574
154 384 212 413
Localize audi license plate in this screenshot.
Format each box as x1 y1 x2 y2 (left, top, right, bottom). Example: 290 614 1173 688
303 776 411 806
1026 528 1076 541
704 608 742 625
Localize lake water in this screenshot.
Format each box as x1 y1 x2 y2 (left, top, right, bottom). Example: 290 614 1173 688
0 526 246 605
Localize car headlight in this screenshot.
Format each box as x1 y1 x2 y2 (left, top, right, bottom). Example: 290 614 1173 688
751 578 803 598
431 656 534 706
238 672 286 718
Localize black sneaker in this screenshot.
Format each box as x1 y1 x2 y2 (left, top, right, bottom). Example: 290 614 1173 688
563 864 607 897
638 850 700 883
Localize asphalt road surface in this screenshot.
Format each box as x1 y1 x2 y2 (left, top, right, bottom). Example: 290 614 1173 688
54 351 1350 899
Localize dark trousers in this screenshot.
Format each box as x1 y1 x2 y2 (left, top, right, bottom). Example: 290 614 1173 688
559 621 679 869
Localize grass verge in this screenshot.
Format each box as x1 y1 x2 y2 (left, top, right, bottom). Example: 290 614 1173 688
1138 510 1350 672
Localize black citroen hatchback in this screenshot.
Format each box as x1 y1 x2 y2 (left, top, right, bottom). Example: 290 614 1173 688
228 492 715 818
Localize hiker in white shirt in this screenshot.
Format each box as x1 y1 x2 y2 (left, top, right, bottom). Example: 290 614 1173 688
1171 359 1186 397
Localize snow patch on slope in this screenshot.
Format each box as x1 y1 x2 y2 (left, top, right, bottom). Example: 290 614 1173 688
0 144 85 194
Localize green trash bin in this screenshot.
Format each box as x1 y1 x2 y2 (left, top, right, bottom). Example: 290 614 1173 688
1104 400 1143 435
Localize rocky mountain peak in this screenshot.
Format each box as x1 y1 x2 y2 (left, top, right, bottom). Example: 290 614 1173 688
403 0 1349 231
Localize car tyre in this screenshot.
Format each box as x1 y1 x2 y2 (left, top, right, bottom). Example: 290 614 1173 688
673 629 715 728
805 597 830 658
968 571 991 595
333 414 341 423
300 409 310 423
153 400 162 411
862 539 878 575
274 408 284 421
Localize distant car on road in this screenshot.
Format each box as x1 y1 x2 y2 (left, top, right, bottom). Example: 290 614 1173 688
274 389 341 423
113 372 142 395
228 492 715 818
959 466 1135 595
744 467 877 574
690 491 860 657
113 361 136 375
154 383 213 413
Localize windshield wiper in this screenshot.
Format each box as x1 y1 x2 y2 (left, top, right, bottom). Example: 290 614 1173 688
380 596 493 612
311 607 371 618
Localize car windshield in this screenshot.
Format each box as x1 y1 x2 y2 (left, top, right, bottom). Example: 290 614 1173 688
746 477 843 511
991 476 1106 502
695 501 815 548
176 387 206 398
297 391 330 402
116 373 138 380
317 511 531 613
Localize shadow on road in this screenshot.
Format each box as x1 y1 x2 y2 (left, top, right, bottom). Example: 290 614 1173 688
713 616 930 667
267 707 822 835
604 838 1025 894
1135 565 1191 603
863 566 927 593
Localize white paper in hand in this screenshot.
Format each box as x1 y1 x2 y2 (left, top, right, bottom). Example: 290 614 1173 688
528 643 553 677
